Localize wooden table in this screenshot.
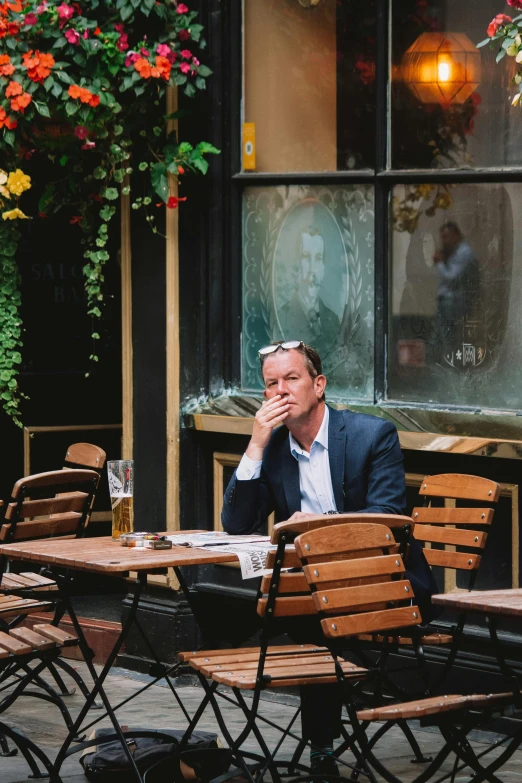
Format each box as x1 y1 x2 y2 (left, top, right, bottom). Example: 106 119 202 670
0 534 245 783
433 589 522 619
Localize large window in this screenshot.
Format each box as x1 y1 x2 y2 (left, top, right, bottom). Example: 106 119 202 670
238 0 522 415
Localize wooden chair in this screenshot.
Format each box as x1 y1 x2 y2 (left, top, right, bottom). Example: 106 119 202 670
0 469 99 708
358 475 500 687
294 523 512 783
178 519 372 783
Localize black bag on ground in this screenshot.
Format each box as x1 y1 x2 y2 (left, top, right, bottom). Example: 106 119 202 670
80 728 232 783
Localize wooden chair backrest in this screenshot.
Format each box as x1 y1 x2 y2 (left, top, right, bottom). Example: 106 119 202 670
1 470 99 543
412 473 500 575
64 443 106 472
293 523 421 640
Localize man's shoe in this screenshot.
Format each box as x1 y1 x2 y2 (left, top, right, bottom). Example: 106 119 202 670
310 752 339 782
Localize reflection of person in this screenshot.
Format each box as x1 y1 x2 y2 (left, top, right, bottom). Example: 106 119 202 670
222 341 437 777
434 222 478 328
278 231 340 354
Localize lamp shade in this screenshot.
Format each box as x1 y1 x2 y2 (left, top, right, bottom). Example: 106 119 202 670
402 32 481 105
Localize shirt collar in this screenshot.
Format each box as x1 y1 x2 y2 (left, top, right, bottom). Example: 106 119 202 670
289 406 329 459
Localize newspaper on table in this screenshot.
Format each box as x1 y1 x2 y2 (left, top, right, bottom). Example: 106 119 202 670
165 532 289 579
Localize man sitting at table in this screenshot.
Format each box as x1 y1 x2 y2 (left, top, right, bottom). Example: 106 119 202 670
222 340 436 777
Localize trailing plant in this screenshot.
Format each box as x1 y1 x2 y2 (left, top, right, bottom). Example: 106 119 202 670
478 4 522 107
0 166 30 424
0 0 219 423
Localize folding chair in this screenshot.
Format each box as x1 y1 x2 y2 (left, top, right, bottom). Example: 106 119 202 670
178 519 372 783
294 522 512 783
63 442 107 472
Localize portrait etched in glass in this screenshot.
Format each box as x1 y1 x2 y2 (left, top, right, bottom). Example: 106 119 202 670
242 185 375 401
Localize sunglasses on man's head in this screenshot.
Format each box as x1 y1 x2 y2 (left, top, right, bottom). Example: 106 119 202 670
258 341 303 357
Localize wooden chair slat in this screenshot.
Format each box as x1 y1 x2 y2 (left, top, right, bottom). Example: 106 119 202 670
294 523 398 560
424 549 481 571
260 572 310 594
9 628 57 651
257 595 316 617
418 474 500 502
0 630 33 655
64 443 106 470
303 555 405 585
178 644 324 663
19 572 57 587
0 514 81 542
411 507 494 526
312 580 413 614
32 624 78 646
10 469 99 497
358 692 512 721
4 494 88 520
199 653 338 677
271 514 412 544
212 661 367 689
413 524 487 549
188 648 330 669
320 605 422 638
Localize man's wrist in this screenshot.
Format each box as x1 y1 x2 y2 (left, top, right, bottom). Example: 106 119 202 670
245 442 265 461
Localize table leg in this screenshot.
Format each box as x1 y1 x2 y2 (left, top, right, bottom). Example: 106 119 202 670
52 573 148 782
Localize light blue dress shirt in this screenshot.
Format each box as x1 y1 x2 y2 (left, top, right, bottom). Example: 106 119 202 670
236 406 337 515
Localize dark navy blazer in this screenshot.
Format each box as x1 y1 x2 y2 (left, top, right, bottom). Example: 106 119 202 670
222 406 439 619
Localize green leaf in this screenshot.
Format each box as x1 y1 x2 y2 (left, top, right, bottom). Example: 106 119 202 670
476 38 491 48
150 161 169 202
44 75 55 91
34 102 51 118
93 167 107 179
120 4 133 21
56 70 73 84
190 156 208 175
197 64 212 77
53 36 68 49
196 142 220 155
51 82 63 98
104 188 119 200
496 49 507 62
66 101 79 116
184 82 196 98
3 130 15 148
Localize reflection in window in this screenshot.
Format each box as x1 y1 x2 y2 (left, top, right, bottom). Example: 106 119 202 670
243 0 375 172
388 183 520 409
392 0 522 169
242 185 375 401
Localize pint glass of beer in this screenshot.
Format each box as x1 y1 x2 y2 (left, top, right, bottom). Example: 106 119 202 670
107 460 134 539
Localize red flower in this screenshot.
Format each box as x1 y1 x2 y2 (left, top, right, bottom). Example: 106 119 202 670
5 79 21 97
487 13 512 37
177 3 189 13
70 215 83 225
10 91 32 112
94 26 101 35
0 107 16 128
177 165 184 175
178 29 190 41
179 61 190 74
507 0 522 9
181 49 192 59
166 196 187 208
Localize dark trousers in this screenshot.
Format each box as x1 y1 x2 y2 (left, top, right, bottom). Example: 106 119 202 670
284 617 343 747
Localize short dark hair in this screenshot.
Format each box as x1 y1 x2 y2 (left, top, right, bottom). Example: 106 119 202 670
259 342 325 401
440 221 461 236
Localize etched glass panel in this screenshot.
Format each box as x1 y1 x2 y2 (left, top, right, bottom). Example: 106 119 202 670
391 0 522 169
389 183 520 409
242 185 375 401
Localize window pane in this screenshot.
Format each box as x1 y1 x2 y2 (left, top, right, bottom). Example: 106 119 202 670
242 185 375 401
388 183 518 409
243 0 376 172
391 1 521 169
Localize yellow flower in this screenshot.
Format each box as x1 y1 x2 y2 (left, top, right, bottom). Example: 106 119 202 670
6 169 31 197
0 185 9 199
0 170 7 186
2 208 29 220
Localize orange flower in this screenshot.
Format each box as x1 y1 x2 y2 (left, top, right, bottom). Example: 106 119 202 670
0 107 17 129
134 57 151 78
0 54 14 76
10 91 32 113
78 87 92 103
5 80 21 97
22 50 55 83
68 84 81 99
68 83 99 106
94 26 101 35
154 55 171 81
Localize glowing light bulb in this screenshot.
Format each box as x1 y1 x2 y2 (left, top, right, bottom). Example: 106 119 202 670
438 61 451 82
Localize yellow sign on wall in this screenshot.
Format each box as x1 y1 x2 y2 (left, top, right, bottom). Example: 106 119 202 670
242 123 256 171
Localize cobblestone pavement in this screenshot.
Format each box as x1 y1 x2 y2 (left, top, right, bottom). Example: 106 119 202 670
2 662 522 782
